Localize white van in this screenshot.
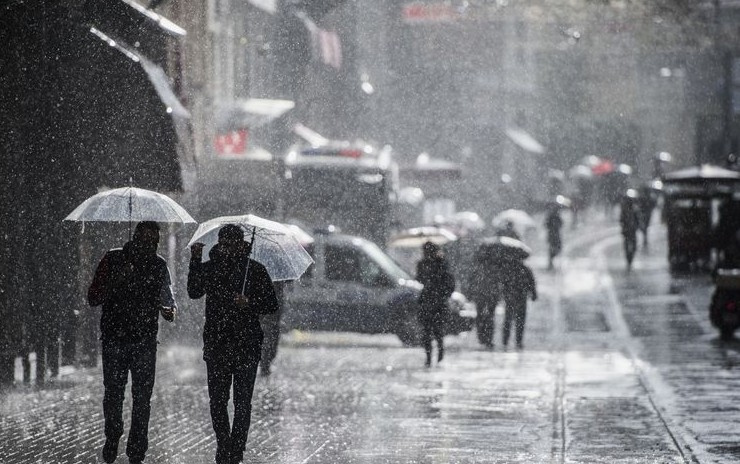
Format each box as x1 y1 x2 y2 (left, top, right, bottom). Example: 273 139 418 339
283 231 475 345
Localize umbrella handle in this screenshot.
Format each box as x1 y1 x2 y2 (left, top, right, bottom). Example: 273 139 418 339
241 227 257 295
128 178 133 241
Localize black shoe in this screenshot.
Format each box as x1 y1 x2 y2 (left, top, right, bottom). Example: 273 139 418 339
230 450 244 464
129 459 143 464
216 445 230 464
102 439 118 463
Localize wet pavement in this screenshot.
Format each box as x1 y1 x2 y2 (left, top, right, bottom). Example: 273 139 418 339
3 214 740 463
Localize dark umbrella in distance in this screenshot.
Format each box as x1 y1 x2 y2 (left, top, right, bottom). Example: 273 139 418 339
477 236 532 261
663 164 740 184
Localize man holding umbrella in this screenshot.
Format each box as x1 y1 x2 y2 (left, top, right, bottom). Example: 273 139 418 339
187 224 279 464
87 221 177 464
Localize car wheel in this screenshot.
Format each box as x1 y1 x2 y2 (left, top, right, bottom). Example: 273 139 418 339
395 308 422 347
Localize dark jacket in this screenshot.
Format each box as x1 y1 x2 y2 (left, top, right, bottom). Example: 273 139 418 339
416 256 455 318
469 252 502 307
187 244 279 363
88 241 173 343
499 260 537 307
620 202 639 238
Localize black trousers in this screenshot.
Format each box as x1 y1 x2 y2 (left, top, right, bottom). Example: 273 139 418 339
502 299 527 346
475 297 498 347
206 344 261 457
102 339 157 462
419 309 446 362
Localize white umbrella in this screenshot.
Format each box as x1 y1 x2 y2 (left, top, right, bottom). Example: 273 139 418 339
64 186 196 237
187 214 313 282
388 227 458 249
492 209 537 234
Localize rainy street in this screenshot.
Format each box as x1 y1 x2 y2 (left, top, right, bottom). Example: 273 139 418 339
2 216 740 464
7 4 740 463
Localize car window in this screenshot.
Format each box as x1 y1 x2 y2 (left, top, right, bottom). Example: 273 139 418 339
325 244 383 286
360 241 411 281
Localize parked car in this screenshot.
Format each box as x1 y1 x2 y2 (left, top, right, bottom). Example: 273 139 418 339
282 231 475 345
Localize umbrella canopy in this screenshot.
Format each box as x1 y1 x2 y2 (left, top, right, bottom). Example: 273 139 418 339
592 159 616 176
549 195 573 209
663 164 740 184
187 214 313 281
216 98 295 132
284 224 315 246
477 236 531 261
505 127 545 154
388 227 458 249
568 164 593 179
64 186 196 224
492 209 537 234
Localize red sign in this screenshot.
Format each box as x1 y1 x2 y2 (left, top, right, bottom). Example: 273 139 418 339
402 3 458 23
215 129 248 156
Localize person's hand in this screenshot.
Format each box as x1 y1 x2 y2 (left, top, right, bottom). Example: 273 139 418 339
161 306 176 322
234 293 249 309
191 243 204 261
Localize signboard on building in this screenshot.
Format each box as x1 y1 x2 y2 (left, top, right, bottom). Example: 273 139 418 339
402 3 459 23
215 130 248 157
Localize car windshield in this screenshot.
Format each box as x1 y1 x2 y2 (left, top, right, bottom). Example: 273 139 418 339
360 241 411 281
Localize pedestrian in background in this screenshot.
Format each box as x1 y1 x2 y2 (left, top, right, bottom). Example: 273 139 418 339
260 281 285 376
545 205 563 270
416 241 456 367
87 221 177 464
469 244 501 348
188 225 279 464
499 259 537 349
636 185 657 248
620 191 640 271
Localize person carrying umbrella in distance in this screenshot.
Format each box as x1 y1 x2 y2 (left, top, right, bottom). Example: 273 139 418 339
545 203 563 270
619 189 640 271
416 241 456 367
499 255 537 349
187 224 280 464
87 221 177 464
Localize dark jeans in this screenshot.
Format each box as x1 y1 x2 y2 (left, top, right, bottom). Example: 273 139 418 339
475 298 498 347
502 299 527 346
102 339 157 462
419 312 445 363
624 233 637 266
206 344 261 458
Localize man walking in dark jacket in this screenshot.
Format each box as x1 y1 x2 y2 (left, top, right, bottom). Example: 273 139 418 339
188 224 279 464
87 221 177 464
500 259 537 349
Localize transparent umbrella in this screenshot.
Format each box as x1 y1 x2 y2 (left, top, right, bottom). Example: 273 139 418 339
187 214 314 282
63 186 196 237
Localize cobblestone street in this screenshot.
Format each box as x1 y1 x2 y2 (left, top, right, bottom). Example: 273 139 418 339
3 220 740 463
